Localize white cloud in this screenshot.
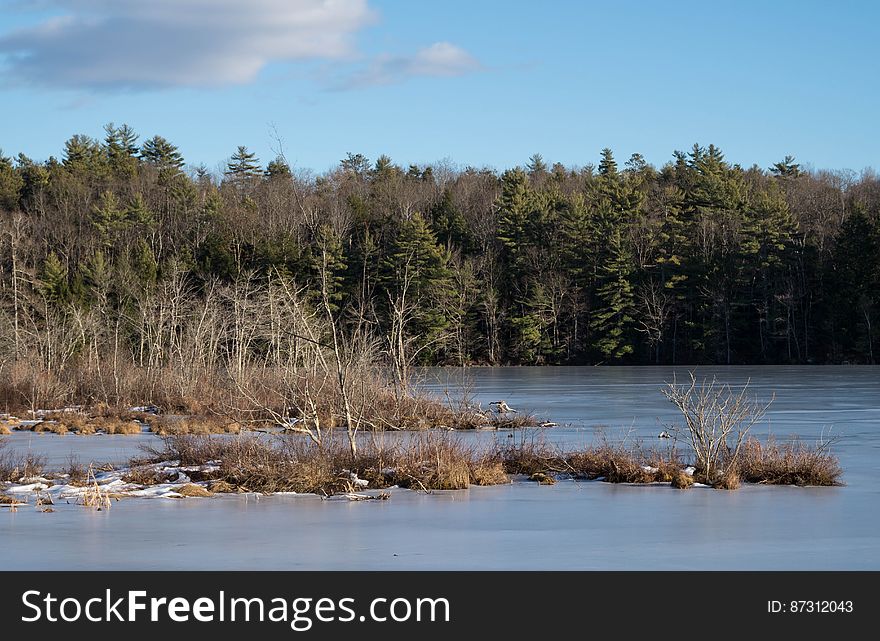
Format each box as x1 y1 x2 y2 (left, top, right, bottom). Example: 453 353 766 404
333 42 481 90
0 0 377 89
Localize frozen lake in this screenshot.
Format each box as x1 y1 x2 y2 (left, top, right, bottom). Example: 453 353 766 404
2 366 878 570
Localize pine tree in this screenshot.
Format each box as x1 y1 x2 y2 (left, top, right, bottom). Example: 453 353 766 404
0 150 23 211
63 135 105 173
90 191 127 248
527 153 548 178
40 252 69 305
429 189 470 250
598 148 618 176
126 193 156 232
265 156 291 178
314 224 347 312
770 155 801 178
225 146 261 180
590 213 635 360
140 136 184 172
103 123 139 176
496 168 533 269
381 213 453 361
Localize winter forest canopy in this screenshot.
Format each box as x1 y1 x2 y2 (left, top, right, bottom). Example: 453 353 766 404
1 124 878 375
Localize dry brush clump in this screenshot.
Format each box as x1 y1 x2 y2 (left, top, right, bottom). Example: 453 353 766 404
498 437 684 485
737 437 842 486
137 433 511 496
0 441 45 482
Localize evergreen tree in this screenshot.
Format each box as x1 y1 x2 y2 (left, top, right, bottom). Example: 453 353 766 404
527 153 548 178
429 189 470 250
265 156 291 178
63 134 104 173
496 168 533 269
771 155 801 178
598 147 618 176
103 123 139 176
381 213 453 360
314 224 347 312
225 146 261 179
0 150 23 210
590 211 635 360
90 191 127 248
140 135 184 172
40 252 69 305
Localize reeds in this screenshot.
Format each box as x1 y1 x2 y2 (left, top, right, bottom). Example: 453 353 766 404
77 465 112 510
737 437 843 486
0 442 45 482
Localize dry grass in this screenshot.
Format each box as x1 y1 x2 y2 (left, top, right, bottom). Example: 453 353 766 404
124 430 844 495
671 470 694 489
500 439 683 485
712 469 741 490
63 455 88 485
144 415 241 436
137 433 510 495
529 472 556 485
499 439 567 476
0 442 45 482
121 466 179 486
77 465 112 510
208 480 239 493
470 456 509 486
0 425 11 435
176 484 213 497
737 437 842 486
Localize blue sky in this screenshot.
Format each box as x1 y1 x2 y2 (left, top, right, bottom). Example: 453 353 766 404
0 0 877 175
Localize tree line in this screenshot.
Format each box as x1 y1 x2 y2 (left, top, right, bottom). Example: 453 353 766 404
1 124 878 373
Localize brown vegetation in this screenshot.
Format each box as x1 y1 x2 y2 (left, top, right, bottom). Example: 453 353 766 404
737 437 843 486
176 484 213 497
671 469 694 489
0 441 45 481
138 433 512 495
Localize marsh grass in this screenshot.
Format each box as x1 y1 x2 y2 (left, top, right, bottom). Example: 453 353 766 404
63 455 87 485
671 469 695 489
137 433 511 495
77 465 112 510
176 484 213 497
737 437 843 486
0 442 45 482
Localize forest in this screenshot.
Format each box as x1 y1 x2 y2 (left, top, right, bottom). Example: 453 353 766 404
0 124 878 406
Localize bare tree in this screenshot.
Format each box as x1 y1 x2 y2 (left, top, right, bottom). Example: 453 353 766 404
663 373 774 483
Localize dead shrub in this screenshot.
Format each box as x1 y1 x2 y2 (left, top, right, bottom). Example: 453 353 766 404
664 373 773 485
0 444 45 481
63 455 87 485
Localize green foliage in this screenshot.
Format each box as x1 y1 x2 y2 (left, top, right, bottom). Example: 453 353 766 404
140 135 184 180
40 252 69 304
0 132 876 367
0 150 23 210
225 146 261 179
381 212 453 359
265 156 291 178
